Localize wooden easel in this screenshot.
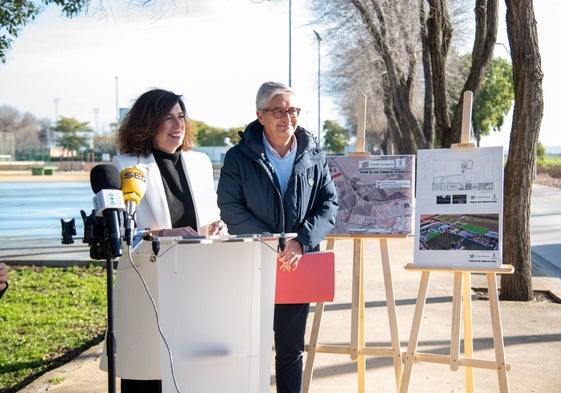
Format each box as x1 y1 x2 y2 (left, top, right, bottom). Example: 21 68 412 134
303 235 406 393
303 94 407 392
399 91 514 393
399 264 514 393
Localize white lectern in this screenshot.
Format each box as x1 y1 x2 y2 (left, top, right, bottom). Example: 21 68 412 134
113 236 278 393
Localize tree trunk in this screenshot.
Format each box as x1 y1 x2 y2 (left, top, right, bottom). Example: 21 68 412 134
350 0 422 153
427 0 498 148
445 0 498 147
419 0 435 149
426 0 453 145
501 0 544 301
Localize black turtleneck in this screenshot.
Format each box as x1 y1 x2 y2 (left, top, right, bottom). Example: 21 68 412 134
152 148 197 231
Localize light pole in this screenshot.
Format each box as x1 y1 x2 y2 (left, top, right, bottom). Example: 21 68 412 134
115 76 119 125
261 0 292 85
288 0 292 86
93 107 100 134
495 42 511 57
52 98 60 151
313 30 321 147
53 98 60 122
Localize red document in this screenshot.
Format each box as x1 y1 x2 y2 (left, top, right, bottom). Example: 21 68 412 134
275 251 335 304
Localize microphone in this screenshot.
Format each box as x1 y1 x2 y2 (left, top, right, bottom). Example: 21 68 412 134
120 167 147 245
90 164 125 259
278 232 286 252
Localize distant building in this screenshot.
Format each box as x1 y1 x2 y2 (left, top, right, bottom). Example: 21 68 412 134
194 146 230 164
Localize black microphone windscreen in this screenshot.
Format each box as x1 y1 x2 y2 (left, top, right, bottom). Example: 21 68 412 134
90 164 121 193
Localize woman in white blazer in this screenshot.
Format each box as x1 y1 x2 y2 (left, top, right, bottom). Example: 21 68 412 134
100 88 226 393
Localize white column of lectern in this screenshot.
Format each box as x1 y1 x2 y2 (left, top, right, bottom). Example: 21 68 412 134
123 237 278 393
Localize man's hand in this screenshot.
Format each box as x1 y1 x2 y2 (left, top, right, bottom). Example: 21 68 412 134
0 262 8 292
277 239 303 271
207 220 228 236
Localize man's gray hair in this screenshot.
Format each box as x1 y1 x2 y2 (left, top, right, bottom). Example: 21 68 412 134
256 81 294 110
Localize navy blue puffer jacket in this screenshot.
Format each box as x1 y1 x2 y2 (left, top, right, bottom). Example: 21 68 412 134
217 119 338 253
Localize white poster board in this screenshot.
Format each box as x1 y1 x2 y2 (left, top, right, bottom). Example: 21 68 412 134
414 147 504 267
327 155 415 235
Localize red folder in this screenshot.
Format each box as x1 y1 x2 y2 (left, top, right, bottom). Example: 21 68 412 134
275 251 335 304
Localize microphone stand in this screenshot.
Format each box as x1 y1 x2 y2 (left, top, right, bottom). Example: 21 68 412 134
95 216 122 393
104 250 117 393
76 209 127 393
63 212 118 392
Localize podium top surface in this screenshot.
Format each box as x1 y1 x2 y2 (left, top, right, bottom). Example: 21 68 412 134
133 233 294 249
404 263 514 274
327 234 410 240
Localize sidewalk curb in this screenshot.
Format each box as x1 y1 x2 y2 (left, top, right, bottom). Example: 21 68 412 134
17 342 104 393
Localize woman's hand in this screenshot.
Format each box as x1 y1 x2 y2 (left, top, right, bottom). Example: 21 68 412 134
153 226 199 237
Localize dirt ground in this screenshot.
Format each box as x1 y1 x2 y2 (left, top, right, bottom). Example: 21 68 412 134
535 172 561 189
0 171 89 182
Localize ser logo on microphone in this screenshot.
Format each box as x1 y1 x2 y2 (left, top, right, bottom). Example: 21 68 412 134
121 167 147 205
122 170 146 181
121 167 147 246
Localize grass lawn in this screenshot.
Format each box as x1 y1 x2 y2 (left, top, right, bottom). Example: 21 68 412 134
542 154 561 167
0 265 107 393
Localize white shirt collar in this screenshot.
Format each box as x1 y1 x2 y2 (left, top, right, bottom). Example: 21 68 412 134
263 134 297 159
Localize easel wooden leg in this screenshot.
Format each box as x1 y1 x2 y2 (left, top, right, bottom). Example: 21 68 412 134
400 271 431 393
450 272 463 371
462 272 475 392
486 272 510 393
352 239 366 392
350 238 362 362
303 302 325 393
302 239 337 393
380 238 403 388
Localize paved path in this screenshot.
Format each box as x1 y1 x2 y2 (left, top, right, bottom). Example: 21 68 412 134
530 184 561 277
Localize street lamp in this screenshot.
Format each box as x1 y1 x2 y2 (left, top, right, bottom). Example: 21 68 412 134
313 30 321 147
288 0 292 85
260 0 292 86
53 98 60 122
495 42 511 57
115 76 119 124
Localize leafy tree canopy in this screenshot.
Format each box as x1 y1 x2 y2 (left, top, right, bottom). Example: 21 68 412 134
322 119 349 155
0 0 87 63
191 120 245 147
53 115 92 152
472 57 514 146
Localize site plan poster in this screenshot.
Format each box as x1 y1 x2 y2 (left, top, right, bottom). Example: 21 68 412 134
328 155 415 235
414 147 504 268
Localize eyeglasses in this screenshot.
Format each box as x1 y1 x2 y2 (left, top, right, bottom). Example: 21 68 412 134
263 107 301 119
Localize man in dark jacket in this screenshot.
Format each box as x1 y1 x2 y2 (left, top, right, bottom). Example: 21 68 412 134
217 81 338 393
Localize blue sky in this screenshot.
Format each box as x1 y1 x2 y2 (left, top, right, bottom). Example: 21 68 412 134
0 0 559 148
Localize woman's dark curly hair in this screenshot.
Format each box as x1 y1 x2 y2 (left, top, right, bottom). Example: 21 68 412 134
117 89 194 156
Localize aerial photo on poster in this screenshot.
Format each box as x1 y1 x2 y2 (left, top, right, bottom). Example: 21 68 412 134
328 155 415 235
418 213 499 251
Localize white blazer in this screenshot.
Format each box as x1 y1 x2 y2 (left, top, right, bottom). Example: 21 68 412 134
112 150 220 234
100 150 220 379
